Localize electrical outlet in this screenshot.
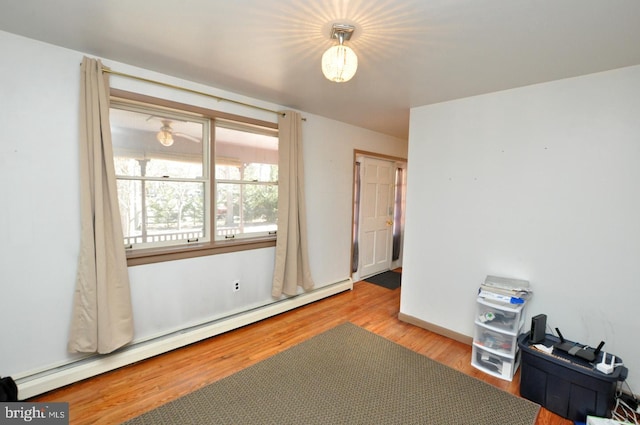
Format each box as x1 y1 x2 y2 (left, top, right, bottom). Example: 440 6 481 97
233 280 240 292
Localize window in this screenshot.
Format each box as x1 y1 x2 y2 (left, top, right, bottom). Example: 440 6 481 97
109 93 278 260
214 120 279 240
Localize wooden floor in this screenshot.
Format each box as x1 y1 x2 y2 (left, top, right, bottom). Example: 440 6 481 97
32 279 571 425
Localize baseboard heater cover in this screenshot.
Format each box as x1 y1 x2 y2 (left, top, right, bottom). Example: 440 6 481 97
18 278 353 399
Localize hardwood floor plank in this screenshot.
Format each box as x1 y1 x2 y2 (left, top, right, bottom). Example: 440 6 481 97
31 280 571 425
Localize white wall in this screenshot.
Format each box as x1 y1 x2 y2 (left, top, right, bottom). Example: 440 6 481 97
0 30 407 381
401 65 640 390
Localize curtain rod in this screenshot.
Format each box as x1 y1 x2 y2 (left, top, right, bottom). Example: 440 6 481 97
102 68 284 117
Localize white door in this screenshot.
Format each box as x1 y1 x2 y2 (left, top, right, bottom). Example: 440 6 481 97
358 157 395 278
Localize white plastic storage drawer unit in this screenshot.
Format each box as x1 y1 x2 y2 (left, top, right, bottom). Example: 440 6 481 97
472 345 521 381
471 297 527 381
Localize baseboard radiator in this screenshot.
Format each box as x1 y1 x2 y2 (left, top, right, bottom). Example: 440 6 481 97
18 278 353 399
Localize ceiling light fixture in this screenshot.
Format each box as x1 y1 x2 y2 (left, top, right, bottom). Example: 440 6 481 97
321 24 358 83
156 120 174 147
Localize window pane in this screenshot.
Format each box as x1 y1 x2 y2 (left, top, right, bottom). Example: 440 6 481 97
215 164 241 180
119 179 205 246
215 183 277 239
244 163 278 183
215 124 277 182
243 183 278 227
118 179 143 245
111 107 206 179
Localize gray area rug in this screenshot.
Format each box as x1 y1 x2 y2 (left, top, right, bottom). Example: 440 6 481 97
123 323 540 425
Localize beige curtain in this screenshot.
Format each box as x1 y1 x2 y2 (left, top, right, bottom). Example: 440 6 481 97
68 57 134 354
272 111 314 297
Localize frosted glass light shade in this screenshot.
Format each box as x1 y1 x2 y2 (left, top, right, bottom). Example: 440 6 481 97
156 130 174 146
321 45 358 83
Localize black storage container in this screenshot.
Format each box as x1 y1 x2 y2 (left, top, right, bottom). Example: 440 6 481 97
518 332 627 422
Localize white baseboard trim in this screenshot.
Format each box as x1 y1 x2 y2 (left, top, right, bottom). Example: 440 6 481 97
18 278 353 399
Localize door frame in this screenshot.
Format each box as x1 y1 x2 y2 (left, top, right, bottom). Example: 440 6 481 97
351 150 407 282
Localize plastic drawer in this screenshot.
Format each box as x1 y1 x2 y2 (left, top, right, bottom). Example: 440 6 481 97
473 323 519 357
475 297 524 334
471 345 520 381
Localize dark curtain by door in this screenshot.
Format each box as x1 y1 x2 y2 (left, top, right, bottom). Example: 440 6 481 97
392 167 404 261
352 161 361 273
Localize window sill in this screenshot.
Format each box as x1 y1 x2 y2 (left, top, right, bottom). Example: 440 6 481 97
126 236 277 267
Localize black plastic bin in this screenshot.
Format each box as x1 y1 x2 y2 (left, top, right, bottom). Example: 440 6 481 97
518 332 628 422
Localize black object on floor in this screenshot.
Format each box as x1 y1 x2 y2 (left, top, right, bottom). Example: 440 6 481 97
364 271 401 290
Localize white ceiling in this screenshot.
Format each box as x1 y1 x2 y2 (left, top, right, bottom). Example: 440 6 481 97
2 0 640 139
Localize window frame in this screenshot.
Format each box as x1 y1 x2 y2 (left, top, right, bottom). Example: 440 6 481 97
111 102 211 250
110 89 278 266
213 118 279 242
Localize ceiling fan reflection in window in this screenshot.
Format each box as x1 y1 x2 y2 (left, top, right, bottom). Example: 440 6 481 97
149 116 202 147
